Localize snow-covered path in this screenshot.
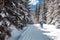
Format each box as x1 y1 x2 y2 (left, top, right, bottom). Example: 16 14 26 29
8 24 60 40
18 24 53 40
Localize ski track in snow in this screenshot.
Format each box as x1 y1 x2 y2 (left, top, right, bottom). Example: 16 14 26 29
8 24 60 40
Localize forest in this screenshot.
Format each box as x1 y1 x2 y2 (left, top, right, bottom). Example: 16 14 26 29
0 0 60 40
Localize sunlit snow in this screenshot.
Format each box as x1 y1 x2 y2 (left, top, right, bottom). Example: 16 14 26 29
7 24 60 40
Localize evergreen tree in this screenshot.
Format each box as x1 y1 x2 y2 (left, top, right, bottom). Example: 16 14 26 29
0 0 30 40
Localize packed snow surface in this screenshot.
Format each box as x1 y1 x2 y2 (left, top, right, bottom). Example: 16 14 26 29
8 24 60 40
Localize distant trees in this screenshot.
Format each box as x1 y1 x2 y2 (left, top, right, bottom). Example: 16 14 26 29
35 0 47 23
35 4 40 22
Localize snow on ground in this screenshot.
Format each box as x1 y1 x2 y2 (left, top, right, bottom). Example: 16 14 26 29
8 24 60 40
18 24 52 40
8 25 29 40
39 24 60 40
8 25 22 40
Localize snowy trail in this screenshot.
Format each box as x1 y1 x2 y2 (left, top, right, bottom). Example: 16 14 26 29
18 24 53 40
8 24 60 40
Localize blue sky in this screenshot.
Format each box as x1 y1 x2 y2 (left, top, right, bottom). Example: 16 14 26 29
29 0 44 10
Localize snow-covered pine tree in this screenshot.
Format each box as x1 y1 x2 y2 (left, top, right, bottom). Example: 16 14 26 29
0 0 30 40
44 0 60 28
